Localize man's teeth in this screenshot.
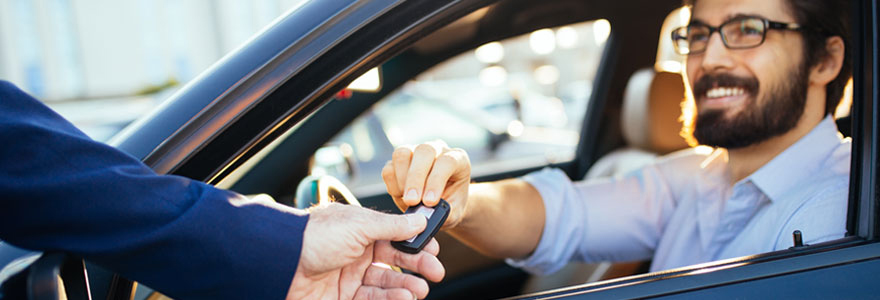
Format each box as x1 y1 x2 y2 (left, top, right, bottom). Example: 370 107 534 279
705 87 745 99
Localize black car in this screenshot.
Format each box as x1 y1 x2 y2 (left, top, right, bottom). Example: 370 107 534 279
1 0 878 299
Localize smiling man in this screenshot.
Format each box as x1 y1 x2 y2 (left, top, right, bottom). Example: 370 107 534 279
382 0 852 275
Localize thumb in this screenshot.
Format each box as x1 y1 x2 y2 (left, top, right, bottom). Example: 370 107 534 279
358 210 427 242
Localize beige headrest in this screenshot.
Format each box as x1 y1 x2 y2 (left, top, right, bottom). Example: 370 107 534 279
621 68 688 154
620 6 691 154
655 6 690 73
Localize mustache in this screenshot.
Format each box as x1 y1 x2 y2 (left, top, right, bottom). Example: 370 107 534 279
693 73 760 99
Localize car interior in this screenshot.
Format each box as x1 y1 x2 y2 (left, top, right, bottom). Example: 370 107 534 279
216 0 856 299
218 0 700 298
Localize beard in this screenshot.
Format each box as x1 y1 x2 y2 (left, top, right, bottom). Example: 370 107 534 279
691 63 809 149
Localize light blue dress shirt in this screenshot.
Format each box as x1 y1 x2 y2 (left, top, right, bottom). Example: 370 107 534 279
508 116 851 274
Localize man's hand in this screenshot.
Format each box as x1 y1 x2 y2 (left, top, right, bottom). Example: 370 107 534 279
288 203 445 299
380 141 546 259
381 141 472 230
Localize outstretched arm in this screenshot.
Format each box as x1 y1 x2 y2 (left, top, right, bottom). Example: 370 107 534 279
382 142 546 259
0 81 444 299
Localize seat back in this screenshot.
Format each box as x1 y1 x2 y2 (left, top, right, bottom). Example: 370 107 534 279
521 6 693 294
586 68 688 178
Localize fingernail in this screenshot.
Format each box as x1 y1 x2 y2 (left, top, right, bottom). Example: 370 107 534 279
424 190 436 203
404 189 419 201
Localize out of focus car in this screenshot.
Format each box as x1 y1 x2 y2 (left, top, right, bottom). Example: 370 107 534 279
1 0 878 299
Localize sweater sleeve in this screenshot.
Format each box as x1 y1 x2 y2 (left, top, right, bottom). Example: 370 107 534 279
0 80 307 299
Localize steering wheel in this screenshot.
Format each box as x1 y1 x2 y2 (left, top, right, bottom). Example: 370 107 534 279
293 175 405 273
294 175 361 208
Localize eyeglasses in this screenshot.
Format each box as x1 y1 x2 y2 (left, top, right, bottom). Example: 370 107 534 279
671 16 802 55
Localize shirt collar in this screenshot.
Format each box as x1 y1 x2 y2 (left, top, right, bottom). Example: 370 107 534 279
747 116 845 202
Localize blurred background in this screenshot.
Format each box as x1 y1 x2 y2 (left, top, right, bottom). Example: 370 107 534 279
0 1 610 194
0 0 307 141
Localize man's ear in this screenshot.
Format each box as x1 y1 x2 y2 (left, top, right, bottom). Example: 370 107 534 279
809 36 845 85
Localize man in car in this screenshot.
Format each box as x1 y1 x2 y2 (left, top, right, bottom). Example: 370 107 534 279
0 81 444 299
383 0 852 275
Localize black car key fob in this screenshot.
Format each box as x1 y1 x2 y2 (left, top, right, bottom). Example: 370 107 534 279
392 199 450 254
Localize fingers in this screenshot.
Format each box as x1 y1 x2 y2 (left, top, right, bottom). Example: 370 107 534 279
422 238 440 256
391 145 414 200
386 142 468 206
374 241 445 283
313 203 428 244
402 143 441 206
361 264 429 299
383 141 471 232
422 148 469 206
382 161 407 212
357 208 429 242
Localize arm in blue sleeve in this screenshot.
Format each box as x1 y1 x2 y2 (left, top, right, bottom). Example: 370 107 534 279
0 81 307 299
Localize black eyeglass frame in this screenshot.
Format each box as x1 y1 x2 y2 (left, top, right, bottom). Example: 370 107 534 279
671 16 803 55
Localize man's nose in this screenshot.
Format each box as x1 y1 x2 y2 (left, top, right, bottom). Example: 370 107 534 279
700 32 735 72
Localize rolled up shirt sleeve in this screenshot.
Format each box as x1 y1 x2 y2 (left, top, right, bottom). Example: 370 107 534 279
506 165 677 275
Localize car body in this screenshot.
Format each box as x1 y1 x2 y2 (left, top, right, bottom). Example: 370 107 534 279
0 0 878 299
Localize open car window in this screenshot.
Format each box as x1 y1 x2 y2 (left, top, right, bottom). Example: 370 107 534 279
194 0 872 298
314 19 611 195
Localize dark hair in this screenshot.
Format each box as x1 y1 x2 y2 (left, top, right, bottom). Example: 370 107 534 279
684 0 852 115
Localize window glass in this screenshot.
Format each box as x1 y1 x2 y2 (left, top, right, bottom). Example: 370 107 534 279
315 19 610 194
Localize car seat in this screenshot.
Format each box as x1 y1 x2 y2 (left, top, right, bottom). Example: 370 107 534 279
585 67 688 178
521 6 691 293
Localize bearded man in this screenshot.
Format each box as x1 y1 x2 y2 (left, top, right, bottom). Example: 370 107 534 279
381 0 851 274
